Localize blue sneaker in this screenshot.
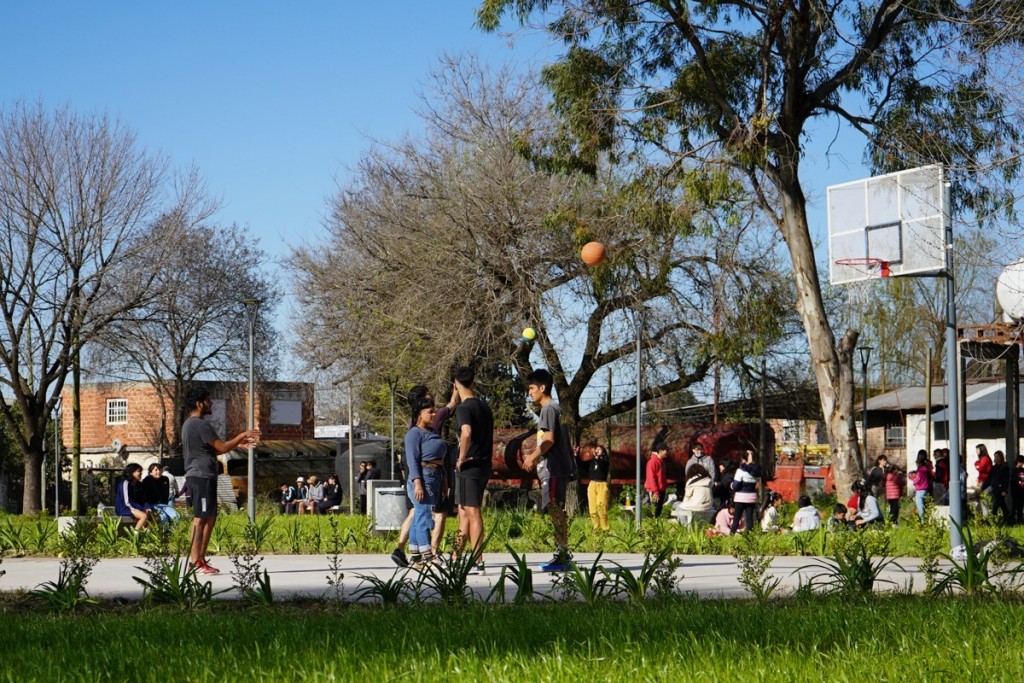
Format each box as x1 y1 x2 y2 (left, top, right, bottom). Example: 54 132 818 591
540 552 573 572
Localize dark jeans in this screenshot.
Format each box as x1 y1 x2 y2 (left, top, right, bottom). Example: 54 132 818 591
731 501 756 534
1013 488 1024 525
991 490 1010 521
359 494 367 515
651 491 666 519
887 498 900 524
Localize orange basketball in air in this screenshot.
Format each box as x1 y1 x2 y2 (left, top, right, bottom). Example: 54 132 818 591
581 241 606 266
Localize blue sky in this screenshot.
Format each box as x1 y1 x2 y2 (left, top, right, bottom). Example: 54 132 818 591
0 2 554 342
2 1 874 395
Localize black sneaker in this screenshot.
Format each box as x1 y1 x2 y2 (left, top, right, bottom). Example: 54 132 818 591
391 548 409 568
470 561 486 575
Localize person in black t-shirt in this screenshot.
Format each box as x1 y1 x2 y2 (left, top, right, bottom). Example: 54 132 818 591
580 442 611 531
142 463 171 507
453 367 493 572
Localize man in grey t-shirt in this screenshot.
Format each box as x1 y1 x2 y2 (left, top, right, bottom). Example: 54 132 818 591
182 386 257 575
523 368 574 572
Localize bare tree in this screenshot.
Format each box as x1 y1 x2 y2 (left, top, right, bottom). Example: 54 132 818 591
290 58 795 435
88 192 281 453
0 102 168 514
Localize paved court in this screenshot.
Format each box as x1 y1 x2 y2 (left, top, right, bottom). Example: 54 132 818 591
0 552 927 602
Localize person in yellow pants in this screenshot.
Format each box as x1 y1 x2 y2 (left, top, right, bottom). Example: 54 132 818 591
580 442 611 531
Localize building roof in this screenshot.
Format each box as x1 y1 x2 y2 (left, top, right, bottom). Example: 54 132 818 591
866 382 1024 422
864 384 994 412
931 382 1024 423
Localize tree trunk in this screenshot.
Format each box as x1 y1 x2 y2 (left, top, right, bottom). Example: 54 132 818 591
21 443 44 515
777 175 862 497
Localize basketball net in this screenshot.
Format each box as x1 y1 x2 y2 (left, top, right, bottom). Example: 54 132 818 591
834 258 890 307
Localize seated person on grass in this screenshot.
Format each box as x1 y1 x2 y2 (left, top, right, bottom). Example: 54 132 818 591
115 463 151 530
712 501 744 535
853 480 883 528
791 495 821 532
672 464 713 525
828 503 852 531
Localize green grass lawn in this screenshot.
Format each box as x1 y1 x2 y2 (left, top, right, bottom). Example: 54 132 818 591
2 595 1022 681
3 503 1022 559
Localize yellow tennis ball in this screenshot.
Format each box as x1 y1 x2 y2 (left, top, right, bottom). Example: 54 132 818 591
521 327 537 342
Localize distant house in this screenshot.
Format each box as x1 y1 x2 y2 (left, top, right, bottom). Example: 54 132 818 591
863 381 1024 487
61 380 315 467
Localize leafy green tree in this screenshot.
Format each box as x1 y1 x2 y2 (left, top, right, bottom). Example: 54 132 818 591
479 0 1021 493
289 57 794 438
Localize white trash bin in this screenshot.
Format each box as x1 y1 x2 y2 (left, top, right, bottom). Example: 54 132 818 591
374 486 408 531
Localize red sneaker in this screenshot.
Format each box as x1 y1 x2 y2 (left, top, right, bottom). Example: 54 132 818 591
199 560 220 575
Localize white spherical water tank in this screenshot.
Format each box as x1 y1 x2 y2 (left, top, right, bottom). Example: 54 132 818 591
996 258 1024 322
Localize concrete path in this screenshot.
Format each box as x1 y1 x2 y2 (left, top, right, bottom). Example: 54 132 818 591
0 553 927 602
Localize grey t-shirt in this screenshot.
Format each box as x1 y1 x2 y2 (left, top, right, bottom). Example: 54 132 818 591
537 401 574 477
182 416 220 479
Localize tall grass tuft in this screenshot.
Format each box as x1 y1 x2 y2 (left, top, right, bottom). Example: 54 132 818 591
608 546 677 602
26 518 99 613
487 546 536 604
733 531 782 602
800 530 902 596
229 521 274 606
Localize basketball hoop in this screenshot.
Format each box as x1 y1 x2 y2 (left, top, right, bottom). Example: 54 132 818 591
834 257 891 278
833 258 890 307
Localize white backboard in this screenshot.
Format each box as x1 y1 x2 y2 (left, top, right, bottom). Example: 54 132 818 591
828 164 948 284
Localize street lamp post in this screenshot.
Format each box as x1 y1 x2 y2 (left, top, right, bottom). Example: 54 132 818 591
858 345 873 474
242 299 262 524
633 308 645 531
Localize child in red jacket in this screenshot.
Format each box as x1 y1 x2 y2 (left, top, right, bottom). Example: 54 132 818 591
645 443 669 518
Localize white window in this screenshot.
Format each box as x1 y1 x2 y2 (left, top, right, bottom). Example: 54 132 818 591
106 399 128 425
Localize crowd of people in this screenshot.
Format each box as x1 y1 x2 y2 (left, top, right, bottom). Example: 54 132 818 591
655 441 1024 534
278 474 344 514
121 382 1024 579
858 444 1024 525
388 366 572 573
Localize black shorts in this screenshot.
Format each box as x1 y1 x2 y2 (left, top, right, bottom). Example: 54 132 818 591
540 471 568 512
456 464 491 508
186 476 217 518
433 485 455 515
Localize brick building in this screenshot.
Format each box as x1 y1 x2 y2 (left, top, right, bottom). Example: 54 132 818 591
62 380 315 467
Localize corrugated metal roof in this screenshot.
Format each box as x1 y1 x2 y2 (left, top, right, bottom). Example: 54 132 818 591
932 383 1024 423
865 383 999 412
